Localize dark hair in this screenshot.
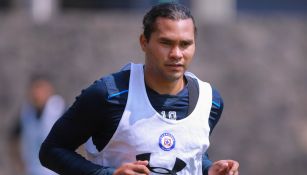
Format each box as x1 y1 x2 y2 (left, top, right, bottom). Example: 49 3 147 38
142 3 197 41
28 73 53 87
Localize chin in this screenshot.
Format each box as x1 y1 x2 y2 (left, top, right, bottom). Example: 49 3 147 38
165 73 184 82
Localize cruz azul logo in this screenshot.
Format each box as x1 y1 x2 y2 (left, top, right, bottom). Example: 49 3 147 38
159 133 175 151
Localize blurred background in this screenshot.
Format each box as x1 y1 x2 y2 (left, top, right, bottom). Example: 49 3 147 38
0 0 307 174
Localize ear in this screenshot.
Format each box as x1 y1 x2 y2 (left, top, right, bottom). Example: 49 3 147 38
139 34 147 51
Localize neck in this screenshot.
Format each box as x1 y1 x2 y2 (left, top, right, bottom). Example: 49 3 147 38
144 73 186 95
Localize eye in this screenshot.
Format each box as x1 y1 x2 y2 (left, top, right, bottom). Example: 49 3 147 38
180 41 192 48
160 40 172 46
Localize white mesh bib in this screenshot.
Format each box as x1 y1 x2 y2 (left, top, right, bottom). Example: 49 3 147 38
86 63 212 175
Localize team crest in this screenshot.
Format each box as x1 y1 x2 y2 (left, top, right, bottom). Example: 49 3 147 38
159 133 175 151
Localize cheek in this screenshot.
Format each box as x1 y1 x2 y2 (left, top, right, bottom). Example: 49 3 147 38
183 48 195 60
149 45 169 60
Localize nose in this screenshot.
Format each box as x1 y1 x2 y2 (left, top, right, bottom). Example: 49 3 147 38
169 46 183 60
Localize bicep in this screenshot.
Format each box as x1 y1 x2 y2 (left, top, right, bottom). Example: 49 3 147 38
209 88 224 135
44 81 108 150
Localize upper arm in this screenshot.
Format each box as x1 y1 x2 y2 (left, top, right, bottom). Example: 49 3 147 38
203 88 224 174
42 79 109 150
209 87 224 135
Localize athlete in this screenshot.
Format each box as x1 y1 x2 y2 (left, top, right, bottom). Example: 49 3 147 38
11 75 65 175
39 3 239 175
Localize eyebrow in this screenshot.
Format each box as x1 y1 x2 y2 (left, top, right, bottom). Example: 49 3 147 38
158 37 173 43
158 37 194 44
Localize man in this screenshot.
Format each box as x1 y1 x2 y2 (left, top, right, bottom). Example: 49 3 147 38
39 3 239 175
11 75 65 175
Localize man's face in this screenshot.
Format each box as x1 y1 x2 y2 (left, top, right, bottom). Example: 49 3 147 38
140 17 196 83
30 80 53 109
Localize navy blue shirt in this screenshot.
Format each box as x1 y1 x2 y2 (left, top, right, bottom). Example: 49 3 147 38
39 69 224 175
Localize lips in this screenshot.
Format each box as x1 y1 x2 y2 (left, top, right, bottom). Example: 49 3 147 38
165 62 183 67
165 64 184 71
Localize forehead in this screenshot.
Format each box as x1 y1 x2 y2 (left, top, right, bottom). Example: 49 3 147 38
153 17 195 39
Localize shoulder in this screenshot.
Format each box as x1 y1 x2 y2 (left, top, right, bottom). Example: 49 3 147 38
185 72 224 106
101 69 130 99
47 95 65 107
44 95 66 115
208 86 224 134
81 69 130 100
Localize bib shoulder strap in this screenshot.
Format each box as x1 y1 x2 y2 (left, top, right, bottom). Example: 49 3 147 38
186 76 199 115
